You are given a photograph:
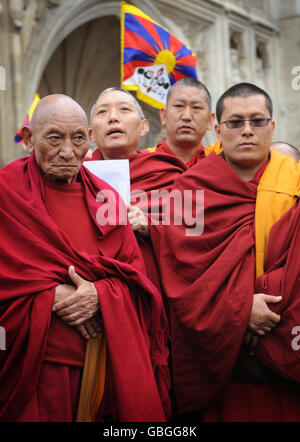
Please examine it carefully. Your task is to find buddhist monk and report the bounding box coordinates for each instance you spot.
[160,82,300,422]
[147,78,222,166]
[88,87,186,290]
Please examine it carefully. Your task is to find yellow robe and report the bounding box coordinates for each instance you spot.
[76,334,107,421]
[255,150,300,277]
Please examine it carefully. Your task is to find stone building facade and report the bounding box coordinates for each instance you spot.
[0,0,299,167]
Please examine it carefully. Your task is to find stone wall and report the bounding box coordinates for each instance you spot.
[0,0,22,166]
[277,15,300,146]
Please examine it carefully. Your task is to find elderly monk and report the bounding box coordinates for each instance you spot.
[160,82,300,422]
[147,78,222,166]
[88,87,186,289]
[0,94,170,422]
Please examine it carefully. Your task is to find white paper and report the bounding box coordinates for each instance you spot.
[83,159,130,205]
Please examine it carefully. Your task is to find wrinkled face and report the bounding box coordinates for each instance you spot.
[23,108,89,182]
[160,85,215,149]
[90,90,149,159]
[215,94,275,170]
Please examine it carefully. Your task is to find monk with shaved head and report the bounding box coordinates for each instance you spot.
[26,94,90,183]
[0,94,170,422]
[270,141,300,162]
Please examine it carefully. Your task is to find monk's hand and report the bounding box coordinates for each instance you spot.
[127,205,149,237]
[244,330,259,348]
[52,266,100,327]
[54,283,103,339]
[248,293,282,336]
[76,312,104,340]
[54,283,76,305]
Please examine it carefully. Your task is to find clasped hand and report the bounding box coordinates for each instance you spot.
[53,266,102,340]
[244,293,282,348]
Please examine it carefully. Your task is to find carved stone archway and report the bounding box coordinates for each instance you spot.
[25,0,169,148]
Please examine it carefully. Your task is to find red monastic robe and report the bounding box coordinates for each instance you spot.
[0,153,170,422]
[151,140,205,168]
[204,198,300,422]
[160,151,300,421]
[88,149,186,289]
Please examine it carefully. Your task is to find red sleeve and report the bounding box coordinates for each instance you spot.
[254,201,300,382]
[159,153,258,413]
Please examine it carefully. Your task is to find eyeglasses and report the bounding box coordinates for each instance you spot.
[220,118,271,129]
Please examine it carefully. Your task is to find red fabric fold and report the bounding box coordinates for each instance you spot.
[155,140,205,168]
[127,150,187,291]
[89,149,186,290]
[203,186,300,422]
[43,176,99,367]
[0,153,170,422]
[90,148,186,219]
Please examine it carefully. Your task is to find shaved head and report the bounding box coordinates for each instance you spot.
[31,94,88,130]
[271,142,300,162]
[21,94,90,183]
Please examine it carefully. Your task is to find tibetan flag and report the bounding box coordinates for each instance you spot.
[14,93,40,144]
[121,1,198,109]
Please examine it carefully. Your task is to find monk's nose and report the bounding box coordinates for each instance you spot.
[241,120,254,136]
[108,108,120,123]
[182,106,192,121]
[59,139,75,159]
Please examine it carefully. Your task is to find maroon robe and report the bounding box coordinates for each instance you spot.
[154,140,205,168]
[0,153,170,422]
[204,198,300,422]
[88,149,186,289]
[160,151,300,421]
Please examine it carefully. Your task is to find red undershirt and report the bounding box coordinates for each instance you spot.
[42,174,99,367]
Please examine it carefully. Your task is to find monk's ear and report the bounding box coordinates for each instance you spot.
[21,126,34,153]
[271,119,275,134]
[160,107,166,126]
[207,112,215,131]
[88,127,94,141]
[215,123,221,140]
[140,118,150,137]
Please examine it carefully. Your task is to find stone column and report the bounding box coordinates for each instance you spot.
[277,15,300,147]
[0,0,23,167]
